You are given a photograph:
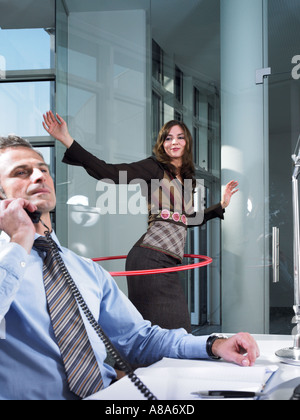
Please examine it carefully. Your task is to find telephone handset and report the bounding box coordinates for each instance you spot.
[25,209,42,224]
[37,217,157,400]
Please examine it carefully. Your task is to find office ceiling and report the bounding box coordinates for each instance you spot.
[0,0,300,81]
[0,0,55,29]
[151,0,220,82]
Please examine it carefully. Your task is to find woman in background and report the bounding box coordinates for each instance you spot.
[43,111,238,332]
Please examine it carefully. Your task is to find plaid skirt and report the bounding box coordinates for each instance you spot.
[126,246,192,333]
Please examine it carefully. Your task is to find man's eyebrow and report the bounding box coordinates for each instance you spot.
[10,162,50,173]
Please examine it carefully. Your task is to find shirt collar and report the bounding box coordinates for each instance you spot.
[0,230,63,253]
[35,231,63,252]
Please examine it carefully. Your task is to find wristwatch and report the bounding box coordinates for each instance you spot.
[206,334,228,360]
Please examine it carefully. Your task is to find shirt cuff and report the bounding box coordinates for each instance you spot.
[177,334,210,360]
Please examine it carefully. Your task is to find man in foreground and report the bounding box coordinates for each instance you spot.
[0,135,260,400]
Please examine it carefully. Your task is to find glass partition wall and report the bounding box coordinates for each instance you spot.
[2,0,300,334]
[56,0,223,332]
[267,0,300,334]
[55,0,300,334]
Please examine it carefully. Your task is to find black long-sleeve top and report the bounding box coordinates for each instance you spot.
[63,141,224,261]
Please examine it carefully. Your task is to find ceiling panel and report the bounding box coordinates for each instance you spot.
[0,0,55,29]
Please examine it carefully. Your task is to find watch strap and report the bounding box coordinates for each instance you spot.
[206,334,228,360]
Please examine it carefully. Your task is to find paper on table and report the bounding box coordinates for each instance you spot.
[86,358,278,401]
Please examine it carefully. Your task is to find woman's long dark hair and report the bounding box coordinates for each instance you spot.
[153,120,196,184]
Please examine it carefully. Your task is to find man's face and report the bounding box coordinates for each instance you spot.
[0,147,56,213]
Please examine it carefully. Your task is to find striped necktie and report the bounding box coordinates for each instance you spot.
[34,237,104,399]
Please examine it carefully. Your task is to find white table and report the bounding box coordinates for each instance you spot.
[87,335,300,401]
[254,334,300,400]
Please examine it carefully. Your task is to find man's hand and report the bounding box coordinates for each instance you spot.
[212,333,260,367]
[43,111,74,149]
[0,199,37,254]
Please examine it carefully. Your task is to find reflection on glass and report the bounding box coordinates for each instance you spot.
[0,82,51,137]
[0,28,51,71]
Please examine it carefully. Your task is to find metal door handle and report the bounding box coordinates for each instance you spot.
[272,227,280,283]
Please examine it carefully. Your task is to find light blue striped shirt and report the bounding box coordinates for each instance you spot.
[0,231,209,400]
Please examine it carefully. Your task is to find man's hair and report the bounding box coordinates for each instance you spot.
[0,134,44,159]
[0,135,35,151]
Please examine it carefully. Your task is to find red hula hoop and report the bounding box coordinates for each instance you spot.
[92,254,212,277]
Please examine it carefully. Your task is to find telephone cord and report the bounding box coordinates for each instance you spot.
[42,225,157,401]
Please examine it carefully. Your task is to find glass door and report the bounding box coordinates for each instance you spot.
[268,0,300,334]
